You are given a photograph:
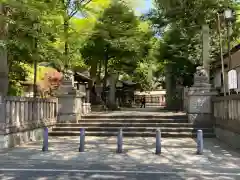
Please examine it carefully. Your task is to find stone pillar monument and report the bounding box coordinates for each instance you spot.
[57,70,90,123]
[202,24,210,81]
[187,25,218,128]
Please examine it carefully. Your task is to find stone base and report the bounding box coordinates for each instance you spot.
[0,127,53,150]
[57,103,91,122]
[188,113,214,128]
[215,127,240,149]
[187,81,217,128]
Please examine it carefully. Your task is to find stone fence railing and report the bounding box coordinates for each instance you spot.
[0,82,92,149]
[213,95,240,148]
[5,97,58,133]
[134,95,166,106]
[0,96,58,148]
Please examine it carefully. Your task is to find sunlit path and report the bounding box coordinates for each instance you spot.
[0,137,240,179]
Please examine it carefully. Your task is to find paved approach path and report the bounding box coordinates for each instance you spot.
[88,107,186,116]
[0,136,240,180]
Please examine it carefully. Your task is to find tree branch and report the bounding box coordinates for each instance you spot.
[69,0,92,18]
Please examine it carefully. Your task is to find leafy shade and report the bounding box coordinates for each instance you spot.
[80,1,157,82]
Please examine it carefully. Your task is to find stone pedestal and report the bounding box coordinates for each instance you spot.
[188,66,218,128]
[57,77,91,123]
[58,93,84,123]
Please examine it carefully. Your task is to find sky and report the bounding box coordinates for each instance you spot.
[135,0,153,15]
[76,0,153,18]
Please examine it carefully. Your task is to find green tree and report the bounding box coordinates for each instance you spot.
[5,0,63,95]
[148,0,240,109]
[80,1,156,88]
[81,1,139,83]
[58,0,111,70]
[2,0,160,97]
[59,0,90,69]
[2,0,112,96]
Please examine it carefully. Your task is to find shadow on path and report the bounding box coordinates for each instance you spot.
[0,137,240,179]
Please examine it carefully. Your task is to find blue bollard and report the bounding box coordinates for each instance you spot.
[42,127,48,152]
[155,129,161,154]
[117,128,123,153]
[197,129,203,155]
[79,128,85,152]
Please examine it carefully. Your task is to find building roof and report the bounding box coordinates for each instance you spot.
[223,43,240,59]
[213,43,240,67]
[74,72,92,82]
[121,80,136,86]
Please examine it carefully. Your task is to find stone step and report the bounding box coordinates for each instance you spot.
[52,127,214,133]
[79,119,188,124]
[49,131,215,138]
[91,105,106,112]
[82,115,188,120]
[56,122,194,128]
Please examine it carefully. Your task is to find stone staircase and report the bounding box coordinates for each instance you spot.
[49,112,215,138]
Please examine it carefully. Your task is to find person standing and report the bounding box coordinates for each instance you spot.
[140,95,146,108]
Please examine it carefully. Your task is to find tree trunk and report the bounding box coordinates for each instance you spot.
[97,59,102,85]
[102,47,109,104]
[165,64,177,110]
[89,61,98,104]
[90,61,97,82]
[108,71,118,110]
[103,47,108,92]
[0,3,9,96]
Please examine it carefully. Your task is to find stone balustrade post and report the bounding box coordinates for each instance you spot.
[0,96,58,149]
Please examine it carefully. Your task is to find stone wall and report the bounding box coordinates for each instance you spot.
[0,96,58,149]
[213,95,240,149]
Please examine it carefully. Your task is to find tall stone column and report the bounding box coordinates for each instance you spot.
[202,24,210,82]
[187,24,218,128]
